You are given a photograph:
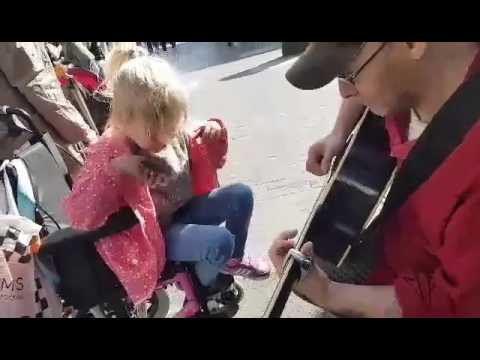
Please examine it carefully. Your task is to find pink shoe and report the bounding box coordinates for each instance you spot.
[174,300,201,318]
[172,272,201,318]
[221,257,271,280]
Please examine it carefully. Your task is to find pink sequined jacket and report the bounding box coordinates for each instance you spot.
[63,119,228,304]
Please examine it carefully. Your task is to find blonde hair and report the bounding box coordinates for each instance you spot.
[110,56,188,138]
[103,43,148,93]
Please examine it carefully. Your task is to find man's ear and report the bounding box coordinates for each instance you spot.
[406,42,427,60]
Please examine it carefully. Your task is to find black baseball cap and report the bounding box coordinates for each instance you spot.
[286,42,364,90]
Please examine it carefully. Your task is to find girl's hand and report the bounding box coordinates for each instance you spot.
[111,155,141,178]
[143,167,168,188]
[111,155,171,188]
[202,120,226,143]
[84,129,98,145]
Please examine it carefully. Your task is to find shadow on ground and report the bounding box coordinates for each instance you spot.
[152,42,282,73]
[219,55,295,81]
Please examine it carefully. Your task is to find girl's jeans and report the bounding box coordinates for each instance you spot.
[165,183,253,286]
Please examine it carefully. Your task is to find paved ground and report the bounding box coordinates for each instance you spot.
[159,46,342,318]
[143,42,282,73]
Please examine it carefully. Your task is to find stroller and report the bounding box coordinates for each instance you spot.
[56,65,110,135]
[0,106,243,318]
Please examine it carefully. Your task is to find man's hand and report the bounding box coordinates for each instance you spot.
[269,231,332,308]
[293,242,331,307]
[268,229,298,275]
[306,132,347,176]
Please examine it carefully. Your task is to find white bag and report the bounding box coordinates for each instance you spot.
[0,161,62,318]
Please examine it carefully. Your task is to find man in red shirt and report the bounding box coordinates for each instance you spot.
[269,42,480,317]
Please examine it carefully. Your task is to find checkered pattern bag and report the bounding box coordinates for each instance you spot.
[0,218,61,318]
[0,226,31,260]
[0,161,62,318]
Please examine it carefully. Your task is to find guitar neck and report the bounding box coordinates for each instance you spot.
[263,257,301,318]
[262,110,372,318]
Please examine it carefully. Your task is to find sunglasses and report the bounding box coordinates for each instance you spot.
[338,42,388,88]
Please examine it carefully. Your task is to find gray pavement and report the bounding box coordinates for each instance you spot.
[149,42,282,73]
[163,47,342,318]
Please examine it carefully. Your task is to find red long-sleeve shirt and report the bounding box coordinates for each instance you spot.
[368,49,480,317]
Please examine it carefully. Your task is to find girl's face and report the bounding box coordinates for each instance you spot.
[122,114,185,153]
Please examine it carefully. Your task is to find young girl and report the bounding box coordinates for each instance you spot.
[64,55,269,317]
[102,43,148,96]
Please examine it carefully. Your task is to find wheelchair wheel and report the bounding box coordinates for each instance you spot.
[127,291,169,318]
[143,289,170,318]
[221,281,244,304]
[197,303,240,318]
[200,281,244,318]
[143,293,160,318]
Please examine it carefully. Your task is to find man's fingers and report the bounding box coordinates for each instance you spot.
[306,157,325,176]
[320,151,333,175]
[278,229,299,241]
[269,230,298,259]
[307,143,328,176]
[300,242,314,258]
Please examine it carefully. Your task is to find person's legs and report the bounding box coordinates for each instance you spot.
[165,223,235,286]
[174,183,270,280]
[146,42,154,54]
[175,183,253,259]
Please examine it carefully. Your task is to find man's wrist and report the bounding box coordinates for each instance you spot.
[293,267,333,308]
[322,281,377,318]
[322,280,342,311]
[330,126,350,142]
[292,270,374,318]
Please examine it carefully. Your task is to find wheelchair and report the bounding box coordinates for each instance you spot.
[0,106,243,318]
[41,212,244,318]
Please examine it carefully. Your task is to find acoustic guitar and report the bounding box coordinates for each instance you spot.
[264,109,397,318]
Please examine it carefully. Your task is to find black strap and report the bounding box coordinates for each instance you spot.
[370,70,480,231]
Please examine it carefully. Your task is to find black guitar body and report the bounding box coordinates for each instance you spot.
[307,111,396,280]
[265,110,396,317]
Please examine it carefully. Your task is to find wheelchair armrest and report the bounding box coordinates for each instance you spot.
[96,207,139,237]
[40,207,139,256]
[40,227,96,255]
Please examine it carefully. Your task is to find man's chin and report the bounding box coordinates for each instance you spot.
[368,105,389,118]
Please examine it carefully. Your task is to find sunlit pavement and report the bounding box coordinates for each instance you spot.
[161,46,342,317]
